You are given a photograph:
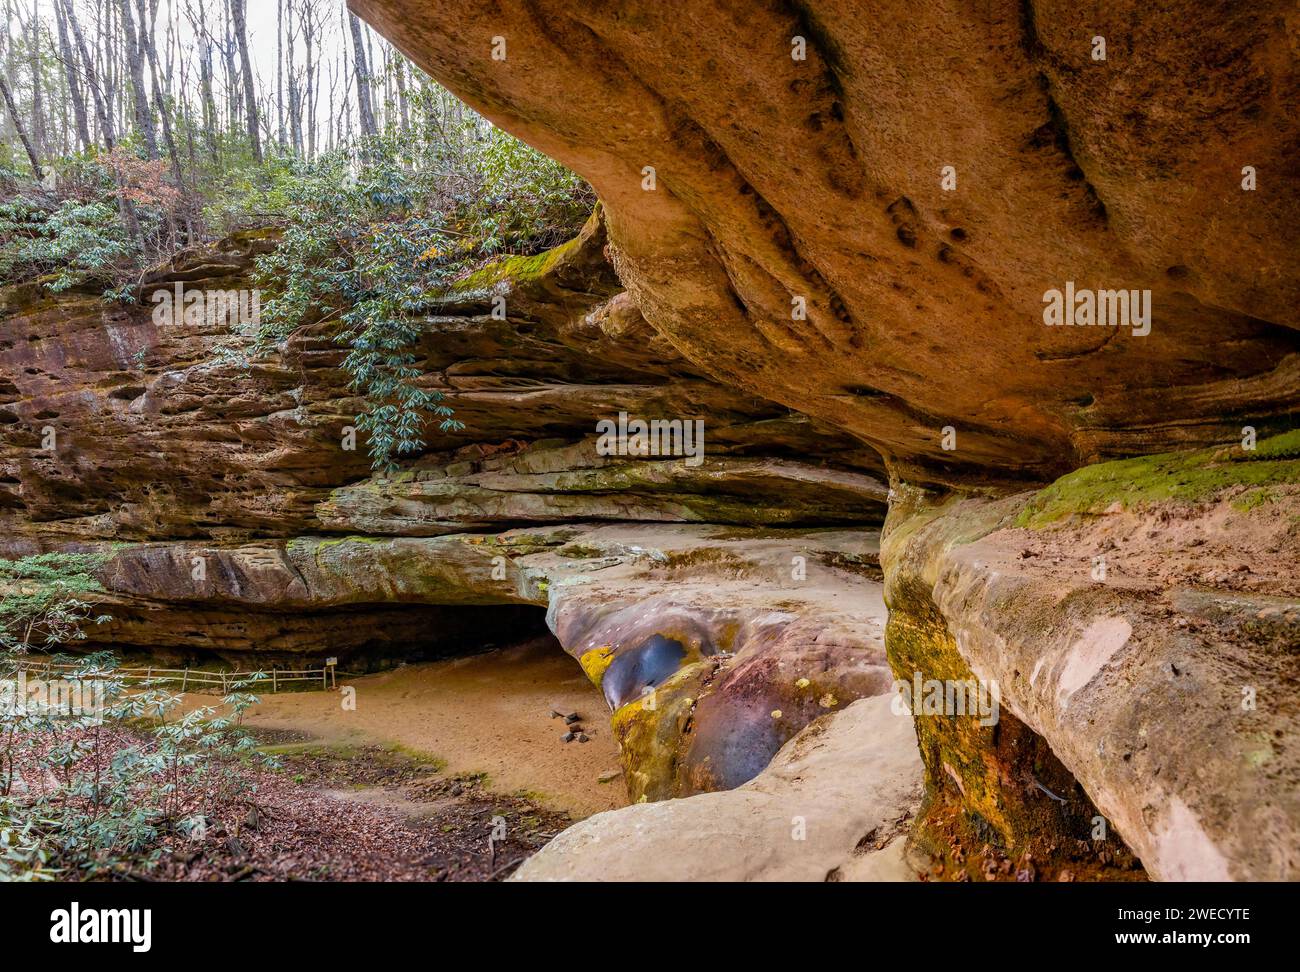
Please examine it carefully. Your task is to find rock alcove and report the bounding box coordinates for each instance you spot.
[1,0,1295,882]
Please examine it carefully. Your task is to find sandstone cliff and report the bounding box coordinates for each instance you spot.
[345,0,1299,881]
[0,213,896,805]
[2,0,1297,882]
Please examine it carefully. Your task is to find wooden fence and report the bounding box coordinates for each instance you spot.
[7,658,345,695]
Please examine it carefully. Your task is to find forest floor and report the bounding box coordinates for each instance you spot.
[146,736,577,882]
[144,633,628,881]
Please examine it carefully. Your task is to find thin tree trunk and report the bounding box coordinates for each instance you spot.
[59,0,115,148]
[27,2,48,161]
[303,1,315,156]
[229,0,261,163]
[1,0,13,149]
[394,55,410,132]
[188,0,220,168]
[347,10,376,137]
[99,0,121,139]
[365,26,376,127]
[221,0,237,132]
[0,71,43,179]
[53,0,92,150]
[275,0,284,149]
[139,0,183,190]
[286,0,300,153]
[119,0,158,158]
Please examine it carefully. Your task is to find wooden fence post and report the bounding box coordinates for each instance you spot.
[272,668,278,693]
[180,669,188,693]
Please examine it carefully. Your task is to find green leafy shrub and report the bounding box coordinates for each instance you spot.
[0,196,135,292]
[0,552,109,652]
[1,653,275,881]
[0,554,276,880]
[255,104,593,470]
[253,148,465,470]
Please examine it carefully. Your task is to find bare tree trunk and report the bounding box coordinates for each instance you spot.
[118,0,158,158]
[228,0,261,163]
[220,0,237,132]
[394,55,410,133]
[0,71,43,179]
[62,0,138,243]
[138,0,183,190]
[26,2,48,161]
[382,45,392,132]
[365,24,377,128]
[98,0,122,139]
[324,61,331,152]
[275,0,284,149]
[1,0,13,148]
[51,29,70,155]
[186,0,220,168]
[285,0,301,153]
[347,10,376,138]
[53,0,92,150]
[173,0,198,203]
[303,0,315,157]
[59,0,115,148]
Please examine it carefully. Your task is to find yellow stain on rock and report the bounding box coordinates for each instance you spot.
[578,644,617,686]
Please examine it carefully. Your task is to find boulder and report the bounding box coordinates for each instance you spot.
[512,695,924,882]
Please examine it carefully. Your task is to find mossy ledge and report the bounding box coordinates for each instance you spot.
[1014,430,1300,529]
[446,237,582,296]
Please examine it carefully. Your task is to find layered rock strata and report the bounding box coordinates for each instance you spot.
[1,218,892,803]
[352,0,1300,487]
[7,0,1300,874]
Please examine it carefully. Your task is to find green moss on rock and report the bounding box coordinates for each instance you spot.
[447,237,581,295]
[886,569,1144,881]
[1014,431,1300,528]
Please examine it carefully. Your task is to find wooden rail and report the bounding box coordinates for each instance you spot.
[6,659,345,695]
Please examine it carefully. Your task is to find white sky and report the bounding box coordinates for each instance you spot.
[22,0,395,136]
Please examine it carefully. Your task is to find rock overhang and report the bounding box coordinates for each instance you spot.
[350,0,1299,489]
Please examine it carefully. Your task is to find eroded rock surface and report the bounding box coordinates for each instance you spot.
[4,0,1299,880]
[531,523,892,799]
[353,0,1300,487]
[0,224,891,803]
[883,438,1300,880]
[0,212,884,547]
[29,522,889,798]
[512,695,924,882]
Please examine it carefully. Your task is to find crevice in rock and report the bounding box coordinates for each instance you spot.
[885,567,1145,881]
[91,602,555,672]
[1017,2,1109,226]
[787,0,848,98]
[1027,84,1109,226]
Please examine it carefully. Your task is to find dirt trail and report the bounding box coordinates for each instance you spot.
[219,635,629,818]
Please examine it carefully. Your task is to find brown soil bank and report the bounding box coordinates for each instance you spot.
[149,740,573,882]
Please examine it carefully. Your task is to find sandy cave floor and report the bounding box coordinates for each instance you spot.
[187,634,629,819]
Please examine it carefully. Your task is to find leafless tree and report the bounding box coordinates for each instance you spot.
[0,69,44,179]
[53,0,93,150]
[229,0,261,162]
[118,0,159,158]
[347,8,376,137]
